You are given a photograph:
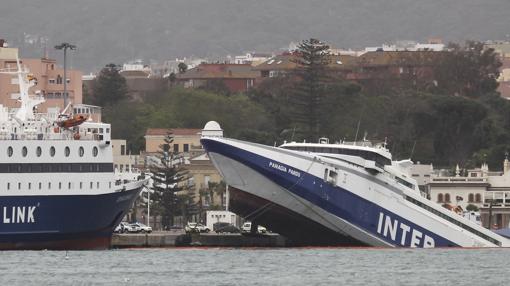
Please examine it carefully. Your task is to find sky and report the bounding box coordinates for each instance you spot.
[1,0,509,72]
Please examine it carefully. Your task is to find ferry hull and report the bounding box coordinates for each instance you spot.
[0,186,142,250]
[202,137,507,247]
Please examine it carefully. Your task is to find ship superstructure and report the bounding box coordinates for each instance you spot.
[0,57,146,250]
[201,121,510,247]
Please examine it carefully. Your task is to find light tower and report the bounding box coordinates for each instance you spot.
[54,42,76,109]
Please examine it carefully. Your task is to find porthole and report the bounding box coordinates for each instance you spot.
[36,146,42,157]
[50,146,56,157]
[93,146,98,157]
[65,146,70,157]
[7,146,13,157]
[22,146,28,157]
[79,146,84,157]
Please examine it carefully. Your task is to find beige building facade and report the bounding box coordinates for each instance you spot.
[144,128,202,154]
[0,44,82,112]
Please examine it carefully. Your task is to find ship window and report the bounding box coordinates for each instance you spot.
[468,193,474,203]
[18,182,21,190]
[97,182,99,189]
[7,183,10,190]
[7,146,13,157]
[65,146,70,157]
[80,182,83,189]
[38,182,42,190]
[109,182,112,189]
[437,193,444,203]
[445,193,451,203]
[50,146,55,157]
[93,146,98,157]
[36,146,42,157]
[90,182,93,189]
[28,182,31,190]
[79,146,84,157]
[48,182,51,189]
[22,146,27,157]
[59,182,62,190]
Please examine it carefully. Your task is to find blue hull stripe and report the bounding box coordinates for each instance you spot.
[201,139,458,247]
[0,187,141,245]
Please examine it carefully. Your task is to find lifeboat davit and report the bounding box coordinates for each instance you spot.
[56,114,88,128]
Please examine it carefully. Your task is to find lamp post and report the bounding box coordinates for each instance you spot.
[54,42,76,109]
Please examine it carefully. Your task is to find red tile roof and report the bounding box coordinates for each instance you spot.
[145,128,202,136]
[176,63,260,79]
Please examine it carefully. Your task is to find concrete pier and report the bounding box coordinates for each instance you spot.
[111,231,287,248]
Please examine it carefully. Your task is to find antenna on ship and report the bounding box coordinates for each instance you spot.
[409,140,417,159]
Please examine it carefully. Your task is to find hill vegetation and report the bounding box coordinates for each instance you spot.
[86,40,510,171]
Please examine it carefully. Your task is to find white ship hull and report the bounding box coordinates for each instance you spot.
[201,136,510,248]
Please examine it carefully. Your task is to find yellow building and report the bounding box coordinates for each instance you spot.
[144,128,202,154]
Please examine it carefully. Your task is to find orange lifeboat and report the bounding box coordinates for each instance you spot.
[56,114,88,128]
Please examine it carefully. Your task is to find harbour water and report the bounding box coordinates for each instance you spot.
[1,248,509,285]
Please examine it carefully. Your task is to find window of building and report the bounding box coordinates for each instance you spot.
[173,144,179,153]
[36,146,42,157]
[437,193,444,203]
[49,79,55,84]
[183,144,189,152]
[475,193,482,203]
[445,193,451,203]
[56,75,63,84]
[468,193,474,203]
[121,145,125,156]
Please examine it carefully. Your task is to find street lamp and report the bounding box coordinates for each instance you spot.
[54,42,76,109]
[142,187,151,227]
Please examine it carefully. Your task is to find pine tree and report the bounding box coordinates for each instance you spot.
[291,38,331,141]
[149,132,191,229]
[91,63,128,107]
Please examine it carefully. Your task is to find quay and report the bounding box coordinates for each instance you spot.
[111,231,286,248]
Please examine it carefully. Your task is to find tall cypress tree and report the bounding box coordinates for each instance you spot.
[291,38,331,141]
[149,133,190,228]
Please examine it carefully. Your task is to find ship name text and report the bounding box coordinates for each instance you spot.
[269,161,301,178]
[377,212,435,248]
[2,206,37,224]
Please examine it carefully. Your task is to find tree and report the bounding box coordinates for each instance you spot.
[149,133,191,229]
[208,181,227,209]
[433,41,501,97]
[178,62,188,74]
[91,63,128,107]
[290,38,331,140]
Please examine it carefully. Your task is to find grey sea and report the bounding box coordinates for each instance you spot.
[1,248,509,286]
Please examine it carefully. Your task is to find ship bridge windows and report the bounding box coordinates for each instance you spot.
[93,146,98,157]
[395,176,415,190]
[284,146,391,167]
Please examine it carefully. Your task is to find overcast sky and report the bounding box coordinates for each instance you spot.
[1,0,509,71]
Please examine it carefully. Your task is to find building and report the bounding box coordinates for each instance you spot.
[176,63,260,93]
[484,41,510,99]
[0,41,83,112]
[144,128,202,154]
[112,139,140,172]
[187,152,224,208]
[427,160,510,229]
[233,52,272,66]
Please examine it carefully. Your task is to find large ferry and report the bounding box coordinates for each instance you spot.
[0,57,147,250]
[201,121,510,247]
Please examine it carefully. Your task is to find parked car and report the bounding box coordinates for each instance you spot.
[130,222,152,233]
[213,222,241,233]
[241,222,267,234]
[114,222,133,233]
[185,222,210,233]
